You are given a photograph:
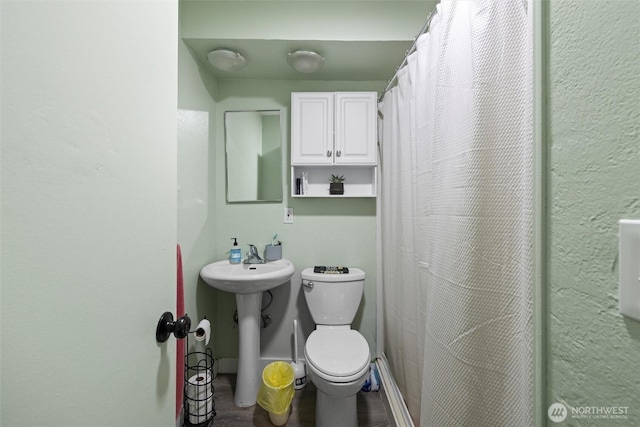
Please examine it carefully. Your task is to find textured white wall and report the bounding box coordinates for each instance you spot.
[548,0,640,424]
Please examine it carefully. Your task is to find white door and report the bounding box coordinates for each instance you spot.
[1,2,178,426]
[291,92,334,165]
[334,92,378,165]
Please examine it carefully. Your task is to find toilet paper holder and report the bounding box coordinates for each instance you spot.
[156,311,191,343]
[184,344,216,425]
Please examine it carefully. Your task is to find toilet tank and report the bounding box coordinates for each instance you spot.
[301,267,365,325]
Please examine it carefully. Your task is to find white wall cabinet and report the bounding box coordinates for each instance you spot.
[291,92,377,165]
[291,91,378,197]
[291,92,334,165]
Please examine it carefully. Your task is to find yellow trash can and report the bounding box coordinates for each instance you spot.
[257,361,295,426]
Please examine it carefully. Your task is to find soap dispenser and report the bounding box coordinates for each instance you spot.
[229,238,242,264]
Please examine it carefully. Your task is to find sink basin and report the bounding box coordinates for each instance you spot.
[200,258,294,294]
[199,257,296,407]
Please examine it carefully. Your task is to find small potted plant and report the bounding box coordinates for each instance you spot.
[329,174,345,195]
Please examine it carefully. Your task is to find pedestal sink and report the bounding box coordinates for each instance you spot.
[200,258,295,407]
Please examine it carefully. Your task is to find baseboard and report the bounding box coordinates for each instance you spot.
[376,354,415,427]
[217,357,303,375]
[217,358,238,374]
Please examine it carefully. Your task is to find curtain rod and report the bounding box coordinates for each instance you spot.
[379,4,439,102]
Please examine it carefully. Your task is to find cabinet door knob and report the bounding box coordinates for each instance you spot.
[327,150,332,157]
[336,150,342,157]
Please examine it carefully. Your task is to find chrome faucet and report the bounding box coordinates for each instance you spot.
[244,244,266,264]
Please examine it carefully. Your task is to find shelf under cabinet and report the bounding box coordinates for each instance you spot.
[291,165,377,198]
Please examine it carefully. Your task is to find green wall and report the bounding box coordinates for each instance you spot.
[547,0,640,425]
[177,38,219,355]
[177,39,384,361]
[178,1,640,422]
[177,0,425,368]
[212,79,383,361]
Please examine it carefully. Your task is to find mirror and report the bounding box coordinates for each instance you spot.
[224,110,284,203]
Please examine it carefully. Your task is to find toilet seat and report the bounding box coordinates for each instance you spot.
[305,329,370,383]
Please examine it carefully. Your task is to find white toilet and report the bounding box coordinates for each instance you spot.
[301,267,371,427]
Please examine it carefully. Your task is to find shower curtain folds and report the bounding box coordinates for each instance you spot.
[379,1,534,426]
[380,3,440,100]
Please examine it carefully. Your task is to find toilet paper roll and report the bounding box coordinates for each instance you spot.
[187,395,213,424]
[194,319,211,345]
[186,372,212,400]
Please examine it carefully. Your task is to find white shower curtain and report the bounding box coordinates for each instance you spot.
[380,1,533,426]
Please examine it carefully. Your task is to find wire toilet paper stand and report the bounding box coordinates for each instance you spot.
[183,338,216,426]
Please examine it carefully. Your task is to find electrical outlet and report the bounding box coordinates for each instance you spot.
[284,207,294,224]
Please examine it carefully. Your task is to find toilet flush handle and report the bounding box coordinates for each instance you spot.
[303,280,314,289]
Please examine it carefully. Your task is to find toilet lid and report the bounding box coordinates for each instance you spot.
[305,329,370,378]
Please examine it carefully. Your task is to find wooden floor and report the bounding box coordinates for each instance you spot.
[188,374,392,427]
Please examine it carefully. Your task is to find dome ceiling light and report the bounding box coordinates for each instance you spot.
[207,49,247,72]
[287,50,325,74]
